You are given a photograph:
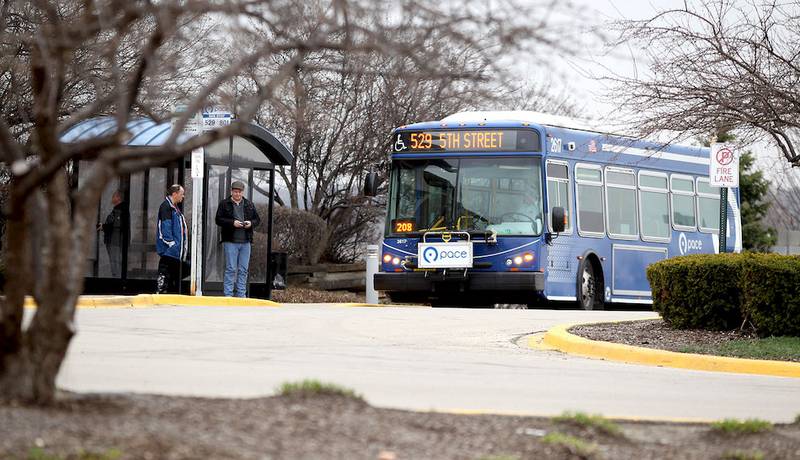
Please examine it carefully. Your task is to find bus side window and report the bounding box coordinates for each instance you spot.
[670,175,696,230]
[575,164,605,237]
[546,162,571,233]
[696,178,720,233]
[638,171,670,242]
[605,168,638,239]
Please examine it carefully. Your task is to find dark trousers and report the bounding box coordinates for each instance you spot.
[157,256,188,294]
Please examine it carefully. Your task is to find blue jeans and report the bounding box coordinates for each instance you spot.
[223,242,251,297]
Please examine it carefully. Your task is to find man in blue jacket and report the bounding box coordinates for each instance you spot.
[156,184,189,294]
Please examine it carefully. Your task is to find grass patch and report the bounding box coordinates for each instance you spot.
[276,379,363,401]
[28,447,122,460]
[678,336,800,362]
[720,450,765,460]
[541,432,597,457]
[475,456,519,460]
[552,411,622,436]
[711,418,773,435]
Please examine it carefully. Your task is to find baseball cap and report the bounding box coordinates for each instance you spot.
[231,181,246,191]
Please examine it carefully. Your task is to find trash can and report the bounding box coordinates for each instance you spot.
[270,252,288,290]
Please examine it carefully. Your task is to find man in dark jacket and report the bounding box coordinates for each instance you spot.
[99,190,130,278]
[215,181,261,297]
[156,184,189,294]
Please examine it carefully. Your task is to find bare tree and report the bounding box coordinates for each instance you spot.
[233,7,582,262]
[0,0,571,403]
[608,0,800,166]
[766,158,800,234]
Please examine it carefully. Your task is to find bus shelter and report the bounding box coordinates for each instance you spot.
[61,117,292,299]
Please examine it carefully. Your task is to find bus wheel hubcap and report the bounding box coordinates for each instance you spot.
[582,268,593,305]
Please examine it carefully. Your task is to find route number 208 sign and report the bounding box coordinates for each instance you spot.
[710,143,739,188]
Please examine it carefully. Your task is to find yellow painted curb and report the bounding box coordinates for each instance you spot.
[539,321,800,379]
[24,294,280,309]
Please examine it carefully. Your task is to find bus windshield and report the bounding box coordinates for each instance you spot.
[386,157,544,236]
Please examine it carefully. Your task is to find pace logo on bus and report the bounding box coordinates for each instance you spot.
[418,242,473,268]
[678,232,703,255]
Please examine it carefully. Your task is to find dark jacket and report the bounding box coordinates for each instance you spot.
[215,197,261,243]
[102,202,130,247]
[157,197,188,260]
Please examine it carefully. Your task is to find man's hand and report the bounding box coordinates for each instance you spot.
[234,220,243,228]
[244,220,251,228]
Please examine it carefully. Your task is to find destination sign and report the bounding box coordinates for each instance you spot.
[393,129,539,153]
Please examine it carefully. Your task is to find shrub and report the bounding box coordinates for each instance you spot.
[647,254,745,330]
[741,254,800,337]
[648,253,800,336]
[265,205,330,265]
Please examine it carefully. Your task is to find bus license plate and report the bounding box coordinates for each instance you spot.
[418,242,473,268]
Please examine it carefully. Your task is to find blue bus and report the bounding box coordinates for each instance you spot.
[369,112,742,309]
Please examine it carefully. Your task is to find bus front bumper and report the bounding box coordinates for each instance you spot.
[374,271,544,292]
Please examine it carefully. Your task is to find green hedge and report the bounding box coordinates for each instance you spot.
[647,254,744,330]
[741,254,800,337]
[647,253,800,337]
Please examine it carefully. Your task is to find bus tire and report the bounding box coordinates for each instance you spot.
[577,257,604,311]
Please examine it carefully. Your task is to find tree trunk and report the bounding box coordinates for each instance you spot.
[0,169,102,404]
[0,189,33,401]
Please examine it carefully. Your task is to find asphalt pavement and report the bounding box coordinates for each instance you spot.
[53,304,800,422]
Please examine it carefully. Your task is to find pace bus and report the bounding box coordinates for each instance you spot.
[366,112,741,309]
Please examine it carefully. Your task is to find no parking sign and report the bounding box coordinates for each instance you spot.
[710,143,739,187]
[710,143,738,253]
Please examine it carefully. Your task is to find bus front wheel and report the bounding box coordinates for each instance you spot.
[578,259,604,311]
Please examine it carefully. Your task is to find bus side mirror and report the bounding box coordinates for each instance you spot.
[364,171,378,196]
[551,206,566,233]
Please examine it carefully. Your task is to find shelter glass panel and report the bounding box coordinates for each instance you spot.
[204,165,228,284]
[204,138,230,162]
[232,137,271,166]
[250,169,271,283]
[126,171,146,278]
[96,179,125,278]
[78,161,100,276]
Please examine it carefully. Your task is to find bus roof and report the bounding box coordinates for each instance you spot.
[394,111,711,174]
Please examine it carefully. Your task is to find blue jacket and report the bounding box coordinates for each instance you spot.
[156,197,188,261]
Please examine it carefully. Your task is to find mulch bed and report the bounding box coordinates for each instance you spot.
[3,392,800,459]
[569,319,758,354]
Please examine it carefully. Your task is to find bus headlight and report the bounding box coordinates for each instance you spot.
[523,253,534,263]
[513,256,523,265]
[383,254,392,263]
[392,257,401,265]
